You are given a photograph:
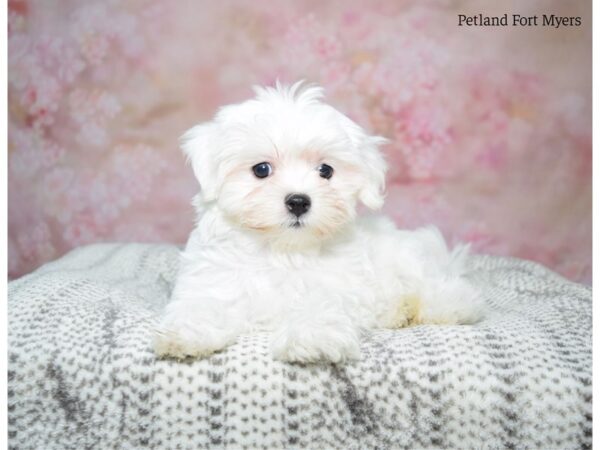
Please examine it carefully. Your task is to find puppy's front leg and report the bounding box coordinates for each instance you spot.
[153,275,244,359]
[270,305,361,364]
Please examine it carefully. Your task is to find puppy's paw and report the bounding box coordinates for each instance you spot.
[153,317,234,359]
[271,316,361,363]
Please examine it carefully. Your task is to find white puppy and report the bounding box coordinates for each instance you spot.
[154,81,483,363]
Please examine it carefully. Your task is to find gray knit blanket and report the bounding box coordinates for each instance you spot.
[8,243,592,449]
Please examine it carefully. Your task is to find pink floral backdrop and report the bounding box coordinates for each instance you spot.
[8,0,592,283]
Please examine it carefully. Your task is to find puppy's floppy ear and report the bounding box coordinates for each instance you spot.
[338,113,388,209]
[180,122,220,202]
[357,135,388,210]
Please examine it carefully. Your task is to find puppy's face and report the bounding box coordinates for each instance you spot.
[182,82,387,248]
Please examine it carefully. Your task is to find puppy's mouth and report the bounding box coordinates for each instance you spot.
[286,216,307,228]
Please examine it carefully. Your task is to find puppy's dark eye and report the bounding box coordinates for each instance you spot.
[317,163,334,179]
[252,162,272,178]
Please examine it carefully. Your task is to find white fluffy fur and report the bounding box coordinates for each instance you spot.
[154,81,483,363]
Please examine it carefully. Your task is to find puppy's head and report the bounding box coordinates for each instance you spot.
[182,81,387,248]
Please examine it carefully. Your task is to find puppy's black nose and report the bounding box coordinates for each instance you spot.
[285,194,311,217]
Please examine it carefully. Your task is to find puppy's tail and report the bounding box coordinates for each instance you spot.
[448,242,472,277]
[410,226,471,278]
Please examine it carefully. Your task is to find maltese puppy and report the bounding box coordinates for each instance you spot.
[154,81,482,363]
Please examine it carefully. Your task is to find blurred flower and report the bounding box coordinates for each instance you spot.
[16,221,55,263]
